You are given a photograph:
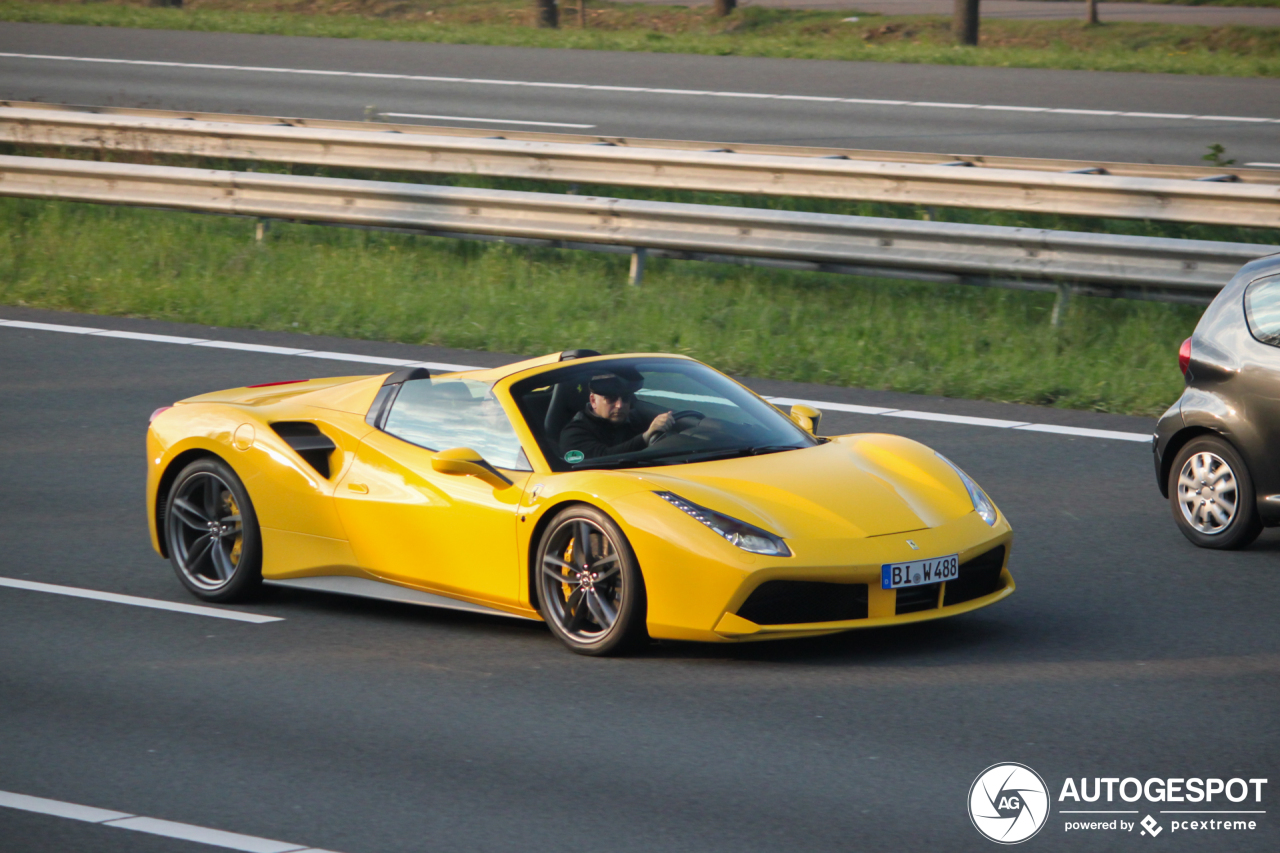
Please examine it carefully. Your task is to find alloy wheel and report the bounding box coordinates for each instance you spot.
[538,517,626,644]
[167,470,246,591]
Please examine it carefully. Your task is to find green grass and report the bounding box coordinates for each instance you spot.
[0,196,1210,415]
[2,0,1279,76]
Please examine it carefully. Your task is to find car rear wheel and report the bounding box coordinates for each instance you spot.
[535,505,647,656]
[1168,436,1262,550]
[164,457,263,601]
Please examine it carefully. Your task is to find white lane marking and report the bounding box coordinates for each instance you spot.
[94,329,207,345]
[882,409,1030,429]
[0,790,339,853]
[102,817,308,853]
[194,340,312,355]
[2,52,1277,124]
[1,318,101,334]
[0,577,283,623]
[762,394,1148,440]
[1014,422,1152,442]
[304,350,416,367]
[1246,162,1280,168]
[0,791,131,823]
[0,318,1153,441]
[766,395,897,416]
[0,318,473,370]
[382,112,596,128]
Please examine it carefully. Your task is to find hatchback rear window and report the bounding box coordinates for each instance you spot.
[1244,277,1280,347]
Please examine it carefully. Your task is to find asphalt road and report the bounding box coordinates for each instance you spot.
[1,304,1277,853]
[2,22,1277,165]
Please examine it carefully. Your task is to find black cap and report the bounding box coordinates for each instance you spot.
[589,373,638,399]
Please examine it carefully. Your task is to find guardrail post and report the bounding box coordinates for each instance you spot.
[1050,283,1071,328]
[255,218,270,243]
[629,248,647,287]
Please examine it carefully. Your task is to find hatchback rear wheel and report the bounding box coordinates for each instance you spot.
[1168,436,1262,550]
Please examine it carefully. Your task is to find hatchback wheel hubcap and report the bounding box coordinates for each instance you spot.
[1177,451,1238,535]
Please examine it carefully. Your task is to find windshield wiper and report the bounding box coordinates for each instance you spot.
[662,444,804,465]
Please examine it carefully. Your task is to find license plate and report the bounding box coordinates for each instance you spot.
[881,554,959,589]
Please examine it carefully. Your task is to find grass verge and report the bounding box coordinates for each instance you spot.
[0,196,1209,415]
[1,0,1278,77]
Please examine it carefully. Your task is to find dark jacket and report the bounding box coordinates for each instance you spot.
[559,408,649,459]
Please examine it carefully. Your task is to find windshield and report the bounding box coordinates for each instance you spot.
[510,358,818,471]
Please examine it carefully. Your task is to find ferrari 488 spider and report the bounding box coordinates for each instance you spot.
[147,350,1014,654]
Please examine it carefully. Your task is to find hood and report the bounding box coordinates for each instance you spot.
[636,434,975,540]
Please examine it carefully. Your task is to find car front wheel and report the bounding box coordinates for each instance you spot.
[164,457,263,601]
[535,505,647,656]
[1168,435,1262,550]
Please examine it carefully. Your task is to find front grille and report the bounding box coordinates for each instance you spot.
[943,546,1007,607]
[895,583,941,614]
[737,581,868,625]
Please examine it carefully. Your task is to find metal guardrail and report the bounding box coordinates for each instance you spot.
[7,101,1279,185]
[2,155,1274,304]
[3,103,1278,229]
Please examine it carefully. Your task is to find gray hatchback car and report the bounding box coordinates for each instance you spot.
[1155,253,1280,550]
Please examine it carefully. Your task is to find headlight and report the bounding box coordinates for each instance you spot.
[935,453,998,526]
[655,491,791,556]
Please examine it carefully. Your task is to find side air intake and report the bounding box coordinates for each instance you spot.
[270,422,337,479]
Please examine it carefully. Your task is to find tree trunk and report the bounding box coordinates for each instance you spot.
[1086,0,1099,24]
[534,0,559,28]
[714,0,737,16]
[953,0,979,45]
[578,0,587,28]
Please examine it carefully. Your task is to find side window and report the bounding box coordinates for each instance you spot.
[1245,277,1280,347]
[383,379,530,471]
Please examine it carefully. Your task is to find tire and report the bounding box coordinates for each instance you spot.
[163,457,263,602]
[1168,435,1262,551]
[534,505,648,656]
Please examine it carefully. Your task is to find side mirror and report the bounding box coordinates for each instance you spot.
[430,447,513,489]
[789,404,822,436]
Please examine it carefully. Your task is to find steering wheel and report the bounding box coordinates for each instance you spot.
[648,410,706,445]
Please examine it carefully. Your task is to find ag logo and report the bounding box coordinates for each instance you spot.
[968,763,1050,844]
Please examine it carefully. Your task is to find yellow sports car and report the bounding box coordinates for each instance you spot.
[147,350,1014,655]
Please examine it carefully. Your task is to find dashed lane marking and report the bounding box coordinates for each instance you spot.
[0,317,1152,442]
[0,790,337,853]
[0,577,283,623]
[1,52,1277,125]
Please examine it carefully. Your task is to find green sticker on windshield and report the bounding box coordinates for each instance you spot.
[564,450,585,463]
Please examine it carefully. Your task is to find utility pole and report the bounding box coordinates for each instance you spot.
[714,0,737,16]
[953,0,979,45]
[534,0,558,28]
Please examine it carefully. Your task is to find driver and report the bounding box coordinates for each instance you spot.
[559,373,674,460]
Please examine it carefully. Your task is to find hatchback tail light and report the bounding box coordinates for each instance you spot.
[1178,337,1192,375]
